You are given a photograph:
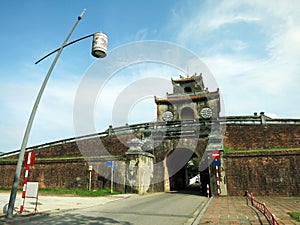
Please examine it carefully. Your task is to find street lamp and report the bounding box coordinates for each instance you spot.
[6,8,108,218]
[35,31,108,64]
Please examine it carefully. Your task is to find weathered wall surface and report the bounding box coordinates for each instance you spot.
[0,158,127,192]
[0,134,132,191]
[224,124,300,150]
[223,124,300,196]
[1,123,300,196]
[223,150,300,196]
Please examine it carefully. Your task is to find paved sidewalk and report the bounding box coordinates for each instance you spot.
[251,197,300,225]
[199,196,300,225]
[1,191,299,225]
[0,192,134,222]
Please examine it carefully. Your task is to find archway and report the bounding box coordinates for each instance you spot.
[166,148,210,195]
[180,107,195,120]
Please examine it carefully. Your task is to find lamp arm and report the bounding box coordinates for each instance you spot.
[35,33,94,64]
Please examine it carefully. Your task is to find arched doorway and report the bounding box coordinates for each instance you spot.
[180,107,195,120]
[166,148,210,195]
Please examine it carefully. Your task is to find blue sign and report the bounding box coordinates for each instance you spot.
[105,161,117,171]
[105,161,112,167]
[212,160,221,167]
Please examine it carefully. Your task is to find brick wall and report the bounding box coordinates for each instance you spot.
[0,158,126,191]
[224,124,300,150]
[223,124,300,196]
[1,123,300,196]
[0,134,132,191]
[223,150,300,196]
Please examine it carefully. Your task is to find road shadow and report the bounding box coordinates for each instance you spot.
[168,185,205,196]
[245,197,269,225]
[9,213,134,225]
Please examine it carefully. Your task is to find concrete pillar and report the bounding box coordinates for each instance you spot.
[220,151,228,196]
[125,139,154,194]
[108,125,113,136]
[163,158,170,192]
[260,112,266,124]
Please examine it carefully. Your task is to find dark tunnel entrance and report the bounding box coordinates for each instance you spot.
[166,148,210,195]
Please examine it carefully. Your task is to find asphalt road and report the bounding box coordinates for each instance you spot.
[24,192,208,225]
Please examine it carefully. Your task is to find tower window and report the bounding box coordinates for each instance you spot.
[180,107,195,120]
[184,86,192,93]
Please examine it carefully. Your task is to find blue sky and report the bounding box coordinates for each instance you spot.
[1,0,300,152]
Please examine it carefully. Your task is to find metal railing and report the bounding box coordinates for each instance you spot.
[0,130,108,159]
[2,115,299,159]
[245,191,280,225]
[222,116,300,125]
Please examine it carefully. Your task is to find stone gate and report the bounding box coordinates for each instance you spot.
[121,74,225,194]
[1,74,299,196]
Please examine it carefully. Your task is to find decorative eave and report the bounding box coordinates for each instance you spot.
[171,76,198,84]
[155,90,219,104]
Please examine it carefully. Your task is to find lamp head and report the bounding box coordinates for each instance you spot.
[91,32,108,58]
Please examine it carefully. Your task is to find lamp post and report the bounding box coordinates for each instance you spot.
[6,9,108,218]
[88,165,93,191]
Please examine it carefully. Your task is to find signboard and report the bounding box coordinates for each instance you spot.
[212,160,221,167]
[105,161,116,171]
[211,150,220,159]
[24,152,36,166]
[26,182,39,198]
[105,161,112,167]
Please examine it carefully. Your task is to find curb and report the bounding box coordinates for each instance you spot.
[191,197,213,225]
[0,212,50,225]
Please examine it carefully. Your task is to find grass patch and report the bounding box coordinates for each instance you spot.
[38,188,122,197]
[0,155,122,162]
[0,187,15,191]
[0,187,122,196]
[223,147,300,153]
[288,212,300,222]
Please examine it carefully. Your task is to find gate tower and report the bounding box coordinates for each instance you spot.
[155,74,220,122]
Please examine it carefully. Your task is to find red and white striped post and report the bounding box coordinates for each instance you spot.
[211,150,221,197]
[206,184,210,198]
[20,152,35,213]
[216,162,220,198]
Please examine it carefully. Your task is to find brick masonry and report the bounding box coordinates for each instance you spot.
[223,124,300,196]
[224,150,300,196]
[224,124,300,150]
[1,124,299,196]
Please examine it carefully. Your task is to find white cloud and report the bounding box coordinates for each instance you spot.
[0,68,82,152]
[134,29,149,41]
[176,0,262,43]
[173,0,300,118]
[207,14,261,30]
[2,0,300,152]
[94,63,177,130]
